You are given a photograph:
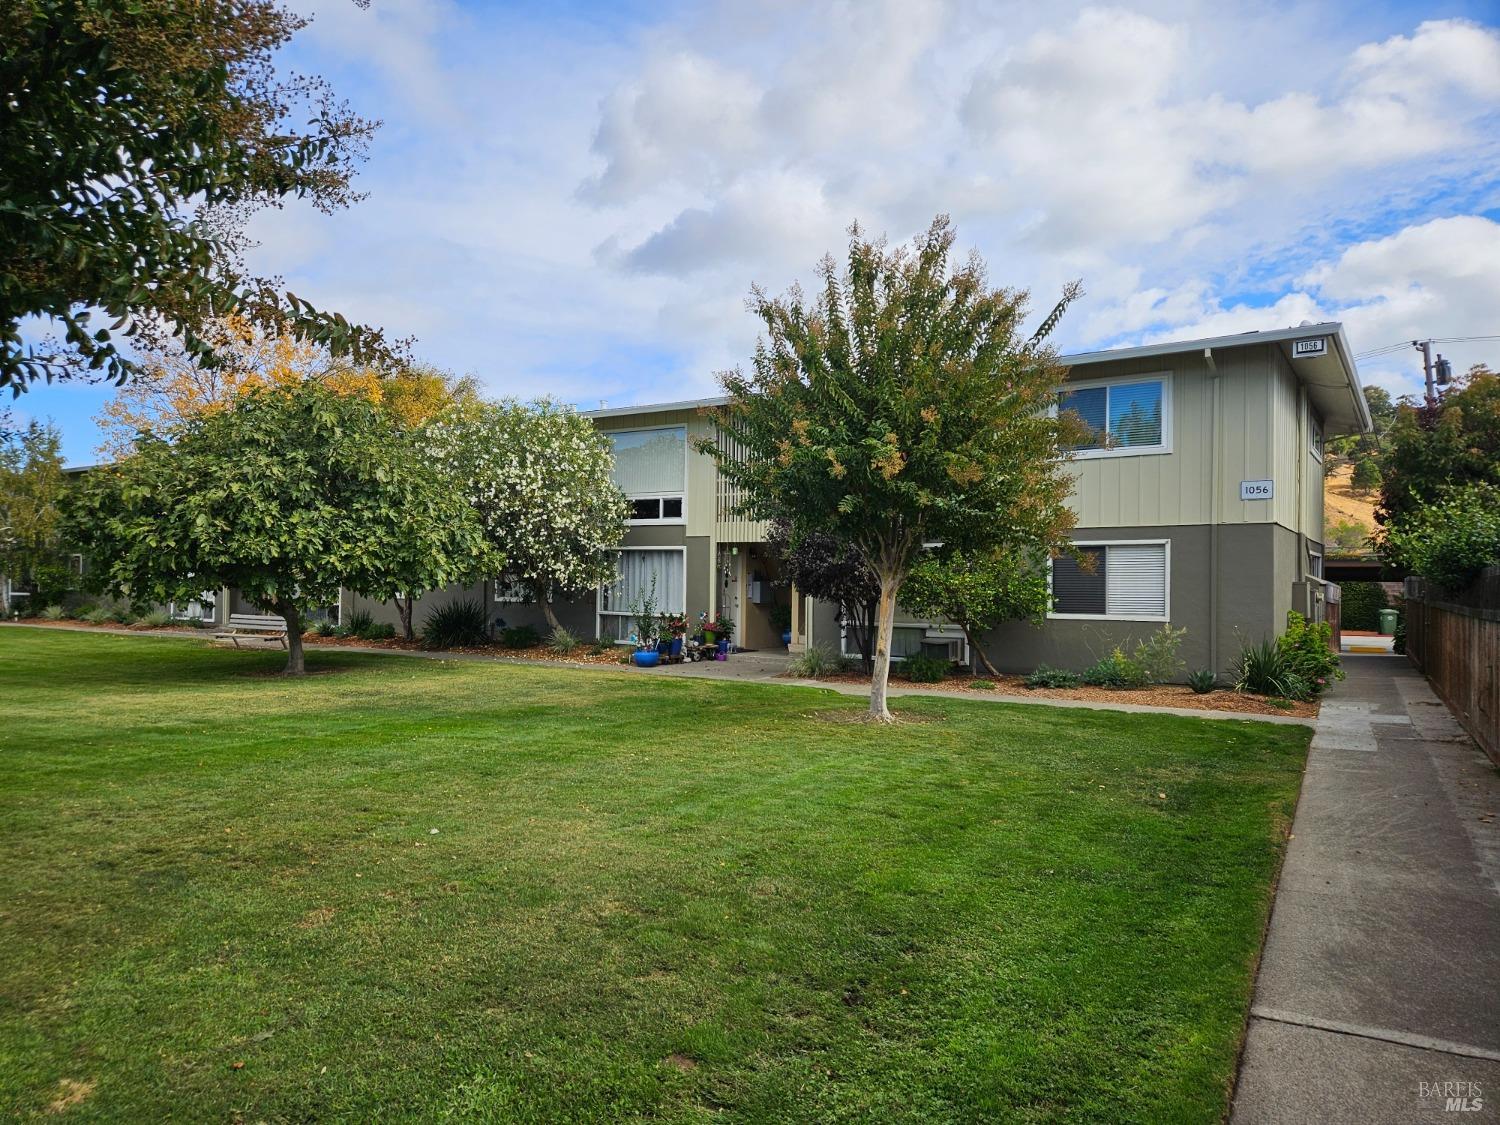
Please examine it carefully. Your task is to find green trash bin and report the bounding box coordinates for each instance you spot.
[1378,608,1399,636]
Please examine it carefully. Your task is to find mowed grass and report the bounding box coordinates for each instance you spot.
[0,628,1308,1122]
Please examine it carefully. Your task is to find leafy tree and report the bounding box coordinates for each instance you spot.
[95,317,471,458]
[902,548,1050,677]
[1,0,391,390]
[1382,482,1500,593]
[1324,518,1372,556]
[705,216,1083,721]
[1328,385,1397,463]
[1378,365,1500,528]
[1350,457,1381,493]
[0,421,69,612]
[430,399,630,634]
[765,517,879,672]
[65,382,494,673]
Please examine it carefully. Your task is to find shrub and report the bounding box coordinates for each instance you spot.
[900,652,950,683]
[1187,668,1217,694]
[315,620,336,637]
[1130,625,1187,684]
[69,603,96,621]
[501,624,541,649]
[588,638,614,656]
[1351,457,1381,492]
[139,609,172,627]
[1235,639,1308,700]
[366,622,396,640]
[344,609,374,638]
[1392,607,1407,655]
[1082,648,1149,689]
[1339,581,1388,631]
[1277,612,1343,696]
[41,604,64,620]
[1381,483,1500,593]
[548,626,581,654]
[787,645,850,679]
[422,599,490,649]
[970,678,996,690]
[82,606,113,625]
[1025,665,1082,689]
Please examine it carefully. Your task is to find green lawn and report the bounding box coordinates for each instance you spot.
[0,628,1308,1122]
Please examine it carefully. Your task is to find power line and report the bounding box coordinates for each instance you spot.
[1354,335,1500,360]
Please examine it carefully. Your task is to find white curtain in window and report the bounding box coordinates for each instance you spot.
[610,428,686,495]
[1106,544,1167,617]
[602,550,686,614]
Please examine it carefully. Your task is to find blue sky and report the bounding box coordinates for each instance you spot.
[16,0,1500,464]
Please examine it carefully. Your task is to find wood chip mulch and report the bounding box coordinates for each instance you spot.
[805,671,1319,719]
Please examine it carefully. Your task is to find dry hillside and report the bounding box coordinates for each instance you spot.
[1323,461,1380,555]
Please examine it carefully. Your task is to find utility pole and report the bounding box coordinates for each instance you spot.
[1411,340,1453,405]
[1413,339,1434,404]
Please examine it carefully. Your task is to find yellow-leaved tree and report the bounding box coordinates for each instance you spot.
[96,316,473,457]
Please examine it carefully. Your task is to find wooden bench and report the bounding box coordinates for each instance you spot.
[214,613,288,649]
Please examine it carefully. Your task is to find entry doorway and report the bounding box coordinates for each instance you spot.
[719,544,789,652]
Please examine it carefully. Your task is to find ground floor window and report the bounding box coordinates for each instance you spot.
[598,548,686,642]
[1049,541,1169,620]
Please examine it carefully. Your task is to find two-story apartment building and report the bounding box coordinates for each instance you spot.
[340,321,1368,675]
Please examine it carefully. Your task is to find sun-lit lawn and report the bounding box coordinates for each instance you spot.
[0,627,1308,1121]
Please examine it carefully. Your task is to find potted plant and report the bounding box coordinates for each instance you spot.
[628,580,661,667]
[769,604,793,648]
[663,613,688,659]
[709,614,734,659]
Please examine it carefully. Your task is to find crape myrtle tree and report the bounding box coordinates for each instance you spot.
[765,517,879,672]
[429,399,630,633]
[66,381,494,674]
[704,216,1084,721]
[1,0,393,390]
[902,547,1051,678]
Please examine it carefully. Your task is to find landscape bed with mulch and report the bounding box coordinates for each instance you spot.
[10,618,627,667]
[802,669,1320,718]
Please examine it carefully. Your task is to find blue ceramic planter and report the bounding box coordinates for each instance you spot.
[633,650,661,668]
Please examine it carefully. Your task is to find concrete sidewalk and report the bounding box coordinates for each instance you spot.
[1232,655,1500,1122]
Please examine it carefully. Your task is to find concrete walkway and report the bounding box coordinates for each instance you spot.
[1232,655,1500,1123]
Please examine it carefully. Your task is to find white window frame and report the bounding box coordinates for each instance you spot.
[1307,547,1323,580]
[838,618,969,664]
[605,423,688,525]
[1047,539,1171,622]
[1309,411,1324,461]
[596,545,688,644]
[624,495,686,524]
[1053,371,1173,460]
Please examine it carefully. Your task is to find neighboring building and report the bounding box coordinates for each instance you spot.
[343,321,1368,675]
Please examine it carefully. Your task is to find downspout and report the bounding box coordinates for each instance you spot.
[1206,348,1221,673]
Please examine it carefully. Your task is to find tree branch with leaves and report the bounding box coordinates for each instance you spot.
[703,216,1083,721]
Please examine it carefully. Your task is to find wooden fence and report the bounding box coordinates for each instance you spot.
[1403,568,1500,764]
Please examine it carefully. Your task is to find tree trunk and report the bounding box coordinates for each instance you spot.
[963,624,1001,677]
[394,597,415,642]
[540,593,562,634]
[276,602,305,676]
[868,569,900,722]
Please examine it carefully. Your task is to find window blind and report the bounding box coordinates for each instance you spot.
[1105,544,1167,617]
[609,428,686,495]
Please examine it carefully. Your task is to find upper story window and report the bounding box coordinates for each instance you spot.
[1309,412,1324,460]
[608,426,686,523]
[1057,374,1170,458]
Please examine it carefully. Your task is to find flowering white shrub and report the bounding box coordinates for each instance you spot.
[429,399,629,629]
